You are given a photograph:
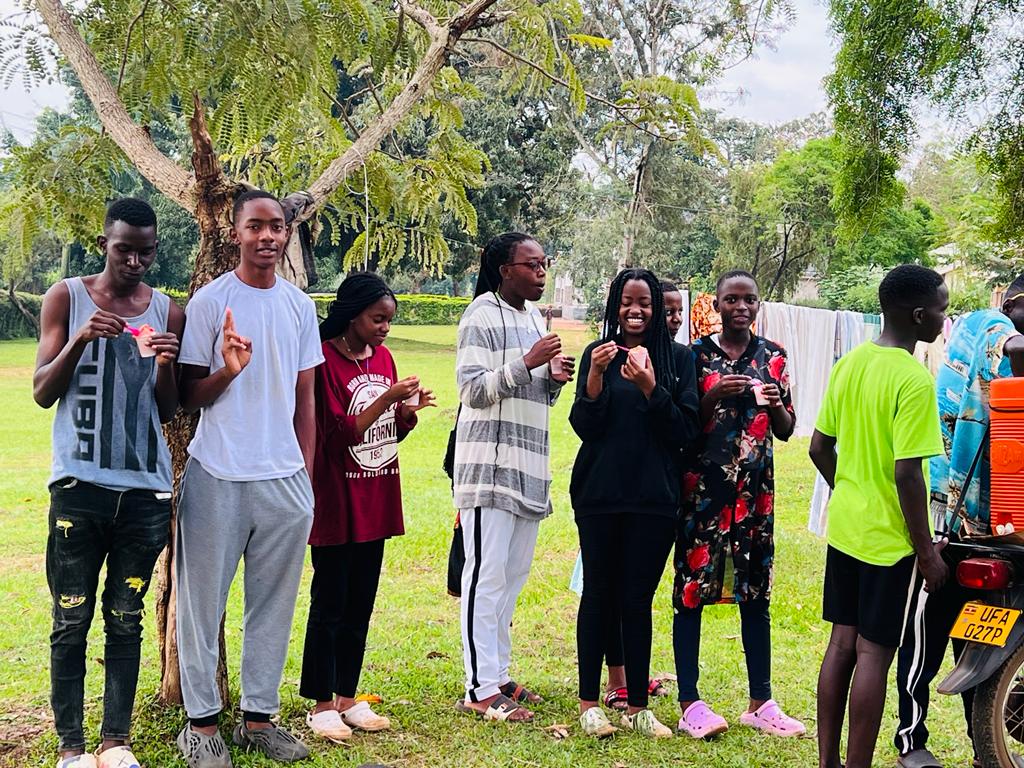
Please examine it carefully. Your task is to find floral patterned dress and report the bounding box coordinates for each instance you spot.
[673,335,794,609]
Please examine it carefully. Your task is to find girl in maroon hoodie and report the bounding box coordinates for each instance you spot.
[300,273,435,742]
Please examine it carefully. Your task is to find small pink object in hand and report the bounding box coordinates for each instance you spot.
[549,354,570,382]
[628,346,649,369]
[406,389,421,407]
[127,324,157,357]
[752,381,769,406]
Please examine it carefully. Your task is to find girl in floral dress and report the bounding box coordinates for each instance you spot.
[672,270,806,739]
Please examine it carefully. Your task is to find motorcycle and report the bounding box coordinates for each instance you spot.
[938,535,1024,767]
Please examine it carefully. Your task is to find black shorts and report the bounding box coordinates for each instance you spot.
[822,545,919,648]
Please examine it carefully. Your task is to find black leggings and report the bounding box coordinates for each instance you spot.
[673,598,772,702]
[299,540,386,702]
[576,514,675,708]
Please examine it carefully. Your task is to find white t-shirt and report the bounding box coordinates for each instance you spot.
[179,271,324,481]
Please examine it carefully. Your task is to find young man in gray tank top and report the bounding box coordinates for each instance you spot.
[33,198,185,768]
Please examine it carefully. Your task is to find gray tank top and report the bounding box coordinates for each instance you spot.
[49,277,173,492]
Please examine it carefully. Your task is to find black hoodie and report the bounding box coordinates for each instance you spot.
[569,340,700,519]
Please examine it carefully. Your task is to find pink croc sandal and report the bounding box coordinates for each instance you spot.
[677,700,729,739]
[739,699,806,737]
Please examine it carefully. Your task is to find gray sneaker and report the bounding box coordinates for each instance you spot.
[231,722,309,762]
[177,725,232,768]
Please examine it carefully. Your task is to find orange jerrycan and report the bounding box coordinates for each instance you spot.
[990,377,1024,531]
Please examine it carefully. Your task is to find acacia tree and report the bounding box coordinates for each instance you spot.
[6,0,592,703]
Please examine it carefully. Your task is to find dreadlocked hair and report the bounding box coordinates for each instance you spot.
[473,232,535,298]
[602,268,676,386]
[319,271,396,341]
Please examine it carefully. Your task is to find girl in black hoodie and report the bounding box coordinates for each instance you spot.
[569,268,699,739]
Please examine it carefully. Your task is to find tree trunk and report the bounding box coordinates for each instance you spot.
[60,243,71,280]
[155,96,242,707]
[7,282,41,339]
[621,142,653,268]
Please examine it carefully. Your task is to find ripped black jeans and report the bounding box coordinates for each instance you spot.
[46,479,170,751]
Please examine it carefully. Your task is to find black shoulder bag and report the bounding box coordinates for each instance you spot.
[443,406,465,596]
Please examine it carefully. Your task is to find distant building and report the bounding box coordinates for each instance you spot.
[930,243,1004,307]
[791,266,821,303]
[553,271,588,321]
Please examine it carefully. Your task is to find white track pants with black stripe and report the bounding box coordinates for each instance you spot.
[459,506,540,703]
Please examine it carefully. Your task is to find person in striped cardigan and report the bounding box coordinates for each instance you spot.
[453,233,574,723]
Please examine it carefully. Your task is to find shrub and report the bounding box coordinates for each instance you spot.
[0,289,473,341]
[948,283,991,316]
[312,293,470,325]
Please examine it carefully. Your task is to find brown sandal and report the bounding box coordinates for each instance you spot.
[500,681,542,704]
[455,695,534,722]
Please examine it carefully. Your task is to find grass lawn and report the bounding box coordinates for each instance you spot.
[0,328,974,767]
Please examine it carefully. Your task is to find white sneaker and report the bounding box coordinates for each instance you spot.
[56,755,98,768]
[579,707,617,738]
[306,709,353,743]
[621,709,673,739]
[96,746,141,768]
[339,701,391,732]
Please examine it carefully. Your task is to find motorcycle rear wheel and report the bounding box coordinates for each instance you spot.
[973,640,1024,767]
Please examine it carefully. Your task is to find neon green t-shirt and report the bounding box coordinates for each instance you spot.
[816,342,943,566]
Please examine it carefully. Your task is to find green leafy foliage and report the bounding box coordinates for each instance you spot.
[827,0,1024,245]
[2,0,588,281]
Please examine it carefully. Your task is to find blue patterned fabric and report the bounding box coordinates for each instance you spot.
[932,309,1019,536]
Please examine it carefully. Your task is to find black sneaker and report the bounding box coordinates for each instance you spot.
[176,725,232,768]
[231,722,309,763]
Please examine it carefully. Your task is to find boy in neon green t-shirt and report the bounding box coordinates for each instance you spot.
[809,264,948,768]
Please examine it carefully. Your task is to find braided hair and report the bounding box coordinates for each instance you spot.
[473,232,535,298]
[319,271,396,341]
[602,268,676,386]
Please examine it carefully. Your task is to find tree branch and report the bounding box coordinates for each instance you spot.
[298,0,500,221]
[115,0,151,95]
[34,0,195,208]
[459,36,677,141]
[397,0,442,37]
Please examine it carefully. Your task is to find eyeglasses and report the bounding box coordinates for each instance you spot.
[1006,292,1024,303]
[507,258,549,273]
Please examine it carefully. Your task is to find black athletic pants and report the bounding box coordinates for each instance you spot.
[576,513,675,708]
[300,540,386,702]
[894,551,975,756]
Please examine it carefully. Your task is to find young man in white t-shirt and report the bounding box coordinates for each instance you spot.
[174,190,324,767]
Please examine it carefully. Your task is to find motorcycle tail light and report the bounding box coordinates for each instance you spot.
[957,558,1014,590]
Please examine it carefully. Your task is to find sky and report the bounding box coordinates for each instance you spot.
[0,0,839,142]
[703,0,834,125]
[0,0,70,141]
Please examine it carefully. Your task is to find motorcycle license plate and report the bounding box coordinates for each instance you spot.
[949,602,1021,647]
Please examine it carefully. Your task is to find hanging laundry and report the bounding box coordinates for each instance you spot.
[675,289,692,345]
[808,310,870,536]
[757,302,837,438]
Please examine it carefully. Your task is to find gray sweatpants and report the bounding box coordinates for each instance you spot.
[175,460,313,719]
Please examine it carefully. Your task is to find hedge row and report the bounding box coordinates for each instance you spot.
[311,293,471,325]
[0,293,43,340]
[0,290,472,340]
